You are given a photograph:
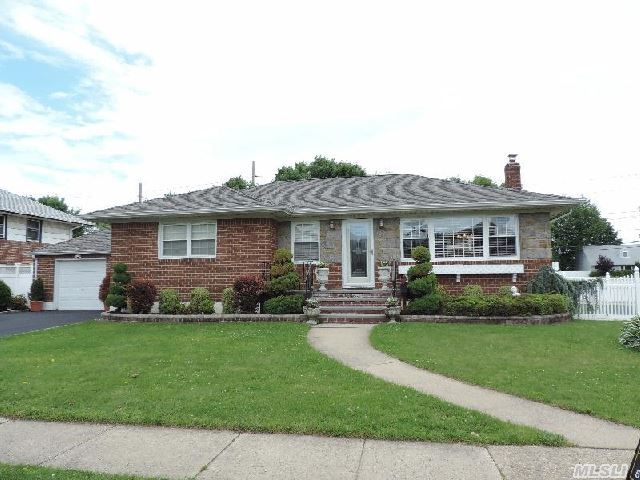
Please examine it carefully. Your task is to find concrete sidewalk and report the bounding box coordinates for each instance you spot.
[308,324,640,450]
[0,417,635,479]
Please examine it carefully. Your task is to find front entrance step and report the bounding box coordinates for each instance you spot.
[316,289,390,299]
[320,305,386,314]
[321,313,387,324]
[316,297,387,306]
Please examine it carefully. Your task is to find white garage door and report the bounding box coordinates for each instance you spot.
[55,259,106,310]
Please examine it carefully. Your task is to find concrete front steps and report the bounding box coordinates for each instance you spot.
[315,289,389,323]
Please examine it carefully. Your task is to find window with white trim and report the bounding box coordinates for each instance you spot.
[26,219,42,242]
[488,216,517,257]
[400,219,429,260]
[0,215,5,240]
[433,217,484,259]
[621,250,629,259]
[292,222,320,262]
[160,221,216,258]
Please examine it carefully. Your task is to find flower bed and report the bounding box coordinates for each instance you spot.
[101,312,305,323]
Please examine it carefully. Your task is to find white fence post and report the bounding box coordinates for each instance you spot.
[635,266,640,317]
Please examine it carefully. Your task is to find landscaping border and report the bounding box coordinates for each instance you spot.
[101,312,305,323]
[399,312,571,325]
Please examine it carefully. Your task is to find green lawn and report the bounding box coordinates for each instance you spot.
[0,463,155,480]
[0,321,564,445]
[371,321,640,427]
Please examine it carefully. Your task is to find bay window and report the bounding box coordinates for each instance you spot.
[160,221,216,258]
[292,222,320,263]
[433,217,484,259]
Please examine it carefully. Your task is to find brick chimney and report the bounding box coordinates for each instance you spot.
[504,154,522,190]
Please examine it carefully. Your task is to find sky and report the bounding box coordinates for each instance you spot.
[0,0,639,242]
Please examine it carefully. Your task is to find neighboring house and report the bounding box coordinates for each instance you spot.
[48,155,579,312]
[577,244,640,272]
[33,230,111,310]
[0,188,91,264]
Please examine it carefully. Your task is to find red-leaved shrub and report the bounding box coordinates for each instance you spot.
[233,275,264,313]
[99,273,111,303]
[127,280,157,314]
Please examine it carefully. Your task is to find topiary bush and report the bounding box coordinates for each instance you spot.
[0,280,11,311]
[222,287,235,314]
[29,278,44,302]
[267,248,299,297]
[406,293,444,314]
[10,294,29,311]
[233,275,264,313]
[189,287,214,314]
[406,246,437,299]
[127,280,157,314]
[268,272,300,296]
[159,289,182,314]
[264,294,304,314]
[106,263,131,312]
[619,316,640,351]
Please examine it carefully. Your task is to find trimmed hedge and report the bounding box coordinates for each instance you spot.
[619,316,640,351]
[222,287,235,314]
[127,280,157,314]
[159,289,182,314]
[268,272,300,296]
[0,280,11,311]
[406,293,444,315]
[189,287,214,314]
[264,294,305,314]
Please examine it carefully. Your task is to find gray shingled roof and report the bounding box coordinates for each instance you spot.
[0,189,91,225]
[33,229,111,256]
[85,174,580,221]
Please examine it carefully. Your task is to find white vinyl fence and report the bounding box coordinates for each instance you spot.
[566,267,640,320]
[0,263,33,298]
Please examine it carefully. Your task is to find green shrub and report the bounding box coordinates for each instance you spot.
[268,272,300,296]
[222,287,235,314]
[127,280,157,314]
[406,263,432,282]
[441,293,569,317]
[611,270,634,278]
[106,263,130,312]
[411,245,431,264]
[443,295,491,316]
[159,289,182,314]
[264,294,304,314]
[485,295,522,316]
[0,280,11,311]
[406,293,444,314]
[29,278,45,302]
[497,285,513,296]
[619,316,640,351]
[462,285,484,297]
[270,263,295,278]
[189,287,214,314]
[407,274,437,298]
[273,248,293,264]
[10,294,29,311]
[527,265,599,313]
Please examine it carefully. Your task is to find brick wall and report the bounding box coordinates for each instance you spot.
[0,239,42,264]
[110,219,278,300]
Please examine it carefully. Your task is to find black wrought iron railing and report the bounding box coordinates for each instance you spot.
[302,262,316,299]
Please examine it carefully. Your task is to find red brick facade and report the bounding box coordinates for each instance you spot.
[0,239,43,264]
[109,219,278,300]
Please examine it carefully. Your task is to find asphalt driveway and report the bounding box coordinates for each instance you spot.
[0,311,100,337]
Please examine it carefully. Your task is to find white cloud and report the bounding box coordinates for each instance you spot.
[0,0,639,241]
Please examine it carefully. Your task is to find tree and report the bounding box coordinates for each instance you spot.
[36,195,79,214]
[594,255,614,276]
[274,155,366,181]
[551,201,622,270]
[470,175,498,187]
[224,176,250,190]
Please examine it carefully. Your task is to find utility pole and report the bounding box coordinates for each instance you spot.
[138,182,142,203]
[251,161,257,186]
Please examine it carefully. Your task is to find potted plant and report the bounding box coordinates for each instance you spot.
[29,278,45,312]
[378,260,392,290]
[315,262,330,291]
[385,296,401,322]
[303,298,321,324]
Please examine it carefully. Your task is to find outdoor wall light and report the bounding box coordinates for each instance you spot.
[329,220,335,230]
[379,218,384,228]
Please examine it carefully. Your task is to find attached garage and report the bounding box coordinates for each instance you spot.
[54,259,106,310]
[32,230,111,311]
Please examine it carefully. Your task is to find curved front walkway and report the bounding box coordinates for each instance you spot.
[308,324,640,449]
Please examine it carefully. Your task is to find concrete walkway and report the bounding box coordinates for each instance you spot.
[0,417,635,480]
[308,324,640,450]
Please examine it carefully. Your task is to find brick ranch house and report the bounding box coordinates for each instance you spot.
[35,156,580,310]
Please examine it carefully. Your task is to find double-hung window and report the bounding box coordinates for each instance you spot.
[433,217,484,259]
[0,215,5,240]
[292,222,320,263]
[160,221,216,258]
[400,219,429,260]
[488,216,517,257]
[26,219,42,242]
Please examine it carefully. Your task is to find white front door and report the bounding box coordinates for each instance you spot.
[342,219,375,288]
